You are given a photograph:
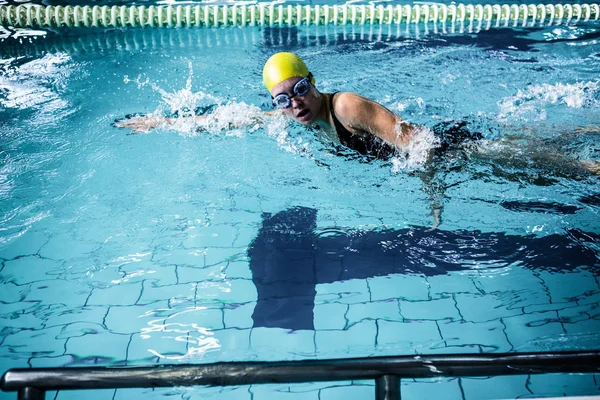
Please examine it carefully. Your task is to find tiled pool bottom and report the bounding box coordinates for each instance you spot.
[1,263,600,399]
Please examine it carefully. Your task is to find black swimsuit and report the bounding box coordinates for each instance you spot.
[329,92,396,160]
[329,93,484,161]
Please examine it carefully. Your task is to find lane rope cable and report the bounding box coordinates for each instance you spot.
[1,2,599,29]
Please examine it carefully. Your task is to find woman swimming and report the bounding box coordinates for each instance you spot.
[114,52,419,160]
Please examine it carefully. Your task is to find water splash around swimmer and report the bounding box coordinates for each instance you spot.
[391,123,440,172]
[497,80,600,123]
[122,60,271,136]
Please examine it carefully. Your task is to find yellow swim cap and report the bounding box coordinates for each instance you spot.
[263,52,315,94]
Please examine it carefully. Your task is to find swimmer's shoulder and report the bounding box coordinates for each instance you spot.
[330,92,368,121]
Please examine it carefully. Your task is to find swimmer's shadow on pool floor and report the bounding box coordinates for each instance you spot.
[248,206,600,331]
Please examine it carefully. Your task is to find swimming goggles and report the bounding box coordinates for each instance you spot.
[271,74,313,109]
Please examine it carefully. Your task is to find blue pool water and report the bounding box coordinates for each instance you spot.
[1,4,600,399]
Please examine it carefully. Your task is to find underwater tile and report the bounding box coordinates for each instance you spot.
[227,203,262,219]
[189,386,253,400]
[377,319,442,351]
[0,310,44,330]
[250,328,315,360]
[292,381,361,393]
[1,256,62,284]
[475,268,541,294]
[527,373,599,397]
[0,231,48,259]
[224,261,252,279]
[113,388,195,400]
[127,331,190,363]
[99,236,153,263]
[1,326,66,357]
[0,282,28,303]
[573,288,600,308]
[562,318,600,338]
[402,378,462,400]
[426,344,481,354]
[57,322,106,339]
[24,279,90,307]
[474,272,551,310]
[314,302,348,330]
[233,226,259,247]
[104,301,170,334]
[158,305,225,331]
[249,384,319,400]
[182,225,238,248]
[315,320,376,356]
[461,375,529,399]
[539,269,599,303]
[437,319,512,352]
[524,300,579,314]
[152,248,205,268]
[86,263,138,284]
[400,297,460,321]
[137,282,196,305]
[427,272,479,297]
[176,263,226,284]
[231,194,263,213]
[216,210,261,226]
[502,311,566,351]
[346,300,402,324]
[54,258,104,281]
[223,302,255,329]
[557,301,599,323]
[315,280,370,305]
[87,282,143,306]
[29,354,75,368]
[210,328,251,361]
[0,300,39,316]
[195,278,257,304]
[454,293,524,323]
[318,383,374,400]
[141,264,178,287]
[368,274,430,302]
[65,330,130,362]
[39,233,97,261]
[107,260,162,285]
[204,247,245,268]
[54,389,116,399]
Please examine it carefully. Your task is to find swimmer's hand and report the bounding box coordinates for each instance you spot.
[113,114,163,134]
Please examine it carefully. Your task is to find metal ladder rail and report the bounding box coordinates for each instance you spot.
[2,351,600,400]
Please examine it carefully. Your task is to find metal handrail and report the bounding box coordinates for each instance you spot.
[2,351,600,400]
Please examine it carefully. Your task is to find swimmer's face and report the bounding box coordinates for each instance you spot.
[271,76,320,125]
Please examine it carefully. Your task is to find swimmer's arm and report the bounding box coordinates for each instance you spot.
[333,92,415,147]
[113,109,281,134]
[112,114,203,134]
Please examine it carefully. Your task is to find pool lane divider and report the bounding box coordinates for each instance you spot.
[0,2,599,29]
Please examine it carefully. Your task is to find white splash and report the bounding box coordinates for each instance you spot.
[393,97,425,113]
[391,124,439,172]
[0,53,72,111]
[123,60,272,137]
[194,102,265,136]
[497,80,600,122]
[124,60,219,117]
